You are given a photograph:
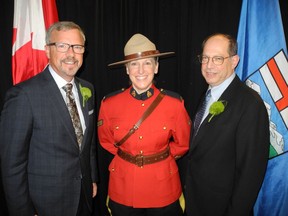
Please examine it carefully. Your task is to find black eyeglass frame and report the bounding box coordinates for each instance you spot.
[47,42,85,54]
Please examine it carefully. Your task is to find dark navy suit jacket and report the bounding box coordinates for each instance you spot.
[184,76,269,216]
[0,68,97,216]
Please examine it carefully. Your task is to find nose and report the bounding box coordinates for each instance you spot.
[206,57,214,68]
[66,46,75,55]
[138,63,145,74]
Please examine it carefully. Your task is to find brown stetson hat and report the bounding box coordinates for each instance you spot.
[108,33,175,66]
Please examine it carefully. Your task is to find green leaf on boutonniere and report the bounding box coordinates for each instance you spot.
[208,100,227,122]
[79,84,92,107]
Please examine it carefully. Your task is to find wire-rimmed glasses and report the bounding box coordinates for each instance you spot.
[198,55,233,65]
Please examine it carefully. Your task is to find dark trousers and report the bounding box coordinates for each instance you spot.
[77,185,91,216]
[108,199,183,216]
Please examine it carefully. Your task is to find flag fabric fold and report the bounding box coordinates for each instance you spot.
[12,0,58,85]
[236,0,288,215]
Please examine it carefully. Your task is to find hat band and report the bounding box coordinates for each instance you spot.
[125,50,160,60]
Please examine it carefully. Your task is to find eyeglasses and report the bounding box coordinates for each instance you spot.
[47,42,85,54]
[198,55,233,65]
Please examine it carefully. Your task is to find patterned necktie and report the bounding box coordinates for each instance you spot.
[193,89,211,136]
[63,83,83,148]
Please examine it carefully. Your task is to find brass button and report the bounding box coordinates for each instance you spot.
[163,126,167,130]
[139,136,143,140]
[141,103,145,107]
[115,126,119,130]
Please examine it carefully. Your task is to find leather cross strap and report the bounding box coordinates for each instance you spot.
[114,92,165,148]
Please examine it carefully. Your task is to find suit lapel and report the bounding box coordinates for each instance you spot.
[189,76,241,153]
[42,69,80,150]
[75,79,89,125]
[74,78,90,151]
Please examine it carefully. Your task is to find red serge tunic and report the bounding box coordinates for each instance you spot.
[98,85,191,208]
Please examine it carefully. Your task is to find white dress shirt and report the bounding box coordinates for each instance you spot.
[202,73,236,123]
[49,65,86,134]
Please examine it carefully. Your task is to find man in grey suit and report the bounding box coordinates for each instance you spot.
[183,33,270,216]
[0,21,97,216]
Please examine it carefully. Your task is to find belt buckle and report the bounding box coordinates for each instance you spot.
[135,154,144,167]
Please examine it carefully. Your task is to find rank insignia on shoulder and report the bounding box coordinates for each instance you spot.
[97,119,103,127]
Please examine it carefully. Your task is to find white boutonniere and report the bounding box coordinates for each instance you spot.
[79,84,92,107]
[208,100,227,122]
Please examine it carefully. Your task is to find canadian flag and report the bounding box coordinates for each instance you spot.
[12,0,58,85]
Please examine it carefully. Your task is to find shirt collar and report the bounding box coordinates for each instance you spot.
[48,65,75,89]
[209,73,236,101]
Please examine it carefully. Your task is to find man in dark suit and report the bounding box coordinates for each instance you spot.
[183,33,270,216]
[0,21,97,216]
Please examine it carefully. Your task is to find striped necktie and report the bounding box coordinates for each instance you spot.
[63,83,83,148]
[193,89,211,136]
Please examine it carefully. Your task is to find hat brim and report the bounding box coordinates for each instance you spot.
[108,52,175,67]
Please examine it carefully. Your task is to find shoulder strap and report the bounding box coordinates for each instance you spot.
[114,92,165,148]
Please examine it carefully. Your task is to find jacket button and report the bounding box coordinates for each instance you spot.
[75,174,82,180]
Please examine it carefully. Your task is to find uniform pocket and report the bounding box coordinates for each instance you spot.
[156,157,179,180]
[108,157,126,178]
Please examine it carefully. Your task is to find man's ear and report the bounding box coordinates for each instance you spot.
[232,54,240,69]
[45,45,50,59]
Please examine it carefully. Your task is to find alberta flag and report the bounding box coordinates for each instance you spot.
[236,0,288,215]
[12,0,58,85]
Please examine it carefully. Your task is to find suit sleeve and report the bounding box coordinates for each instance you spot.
[89,86,98,183]
[0,86,35,215]
[227,98,270,215]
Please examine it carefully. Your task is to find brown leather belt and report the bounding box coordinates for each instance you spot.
[117,147,170,167]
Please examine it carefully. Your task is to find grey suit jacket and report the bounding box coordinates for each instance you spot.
[0,68,97,216]
[184,76,270,216]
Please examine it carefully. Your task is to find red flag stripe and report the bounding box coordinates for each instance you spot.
[267,58,288,111]
[42,0,58,29]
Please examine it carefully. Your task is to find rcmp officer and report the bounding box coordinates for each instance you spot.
[97,33,191,216]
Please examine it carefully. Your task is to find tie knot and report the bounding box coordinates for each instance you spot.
[205,89,211,101]
[63,83,73,93]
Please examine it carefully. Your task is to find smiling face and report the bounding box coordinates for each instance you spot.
[45,29,84,82]
[201,35,239,87]
[126,58,158,94]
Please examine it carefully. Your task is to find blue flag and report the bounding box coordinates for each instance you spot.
[236,0,288,215]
